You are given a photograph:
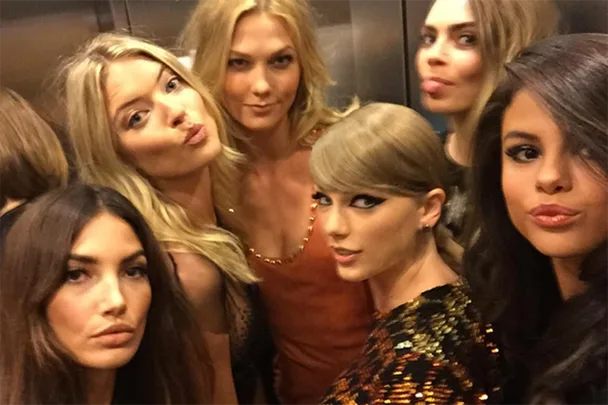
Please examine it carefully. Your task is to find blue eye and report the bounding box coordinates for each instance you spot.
[350,194,386,209]
[227,58,249,70]
[166,77,181,92]
[458,34,477,46]
[312,191,332,206]
[127,111,146,129]
[420,33,435,46]
[271,54,294,69]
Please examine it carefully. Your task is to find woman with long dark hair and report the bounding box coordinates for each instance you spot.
[467,33,607,403]
[0,184,212,404]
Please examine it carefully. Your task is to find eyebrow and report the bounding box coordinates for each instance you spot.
[68,249,146,265]
[422,21,476,33]
[228,46,295,59]
[112,65,167,125]
[502,130,540,143]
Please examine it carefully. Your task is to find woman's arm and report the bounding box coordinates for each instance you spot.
[170,252,239,405]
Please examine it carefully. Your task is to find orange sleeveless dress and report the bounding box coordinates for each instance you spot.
[251,219,374,404]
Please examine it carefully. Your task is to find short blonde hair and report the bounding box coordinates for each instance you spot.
[180,0,357,149]
[310,102,462,270]
[62,33,256,283]
[459,0,559,141]
[0,88,68,206]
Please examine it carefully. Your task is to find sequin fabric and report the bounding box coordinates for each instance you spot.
[321,283,503,405]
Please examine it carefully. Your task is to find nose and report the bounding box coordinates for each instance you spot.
[251,66,271,97]
[322,206,349,239]
[158,95,186,128]
[99,276,127,317]
[425,37,448,66]
[535,153,573,195]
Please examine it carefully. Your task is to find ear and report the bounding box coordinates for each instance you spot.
[418,188,446,229]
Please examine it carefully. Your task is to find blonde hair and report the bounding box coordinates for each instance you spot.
[179,0,357,149]
[310,102,462,270]
[0,88,68,206]
[458,0,559,141]
[61,33,256,283]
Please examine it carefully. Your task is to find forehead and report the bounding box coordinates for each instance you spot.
[502,89,561,141]
[425,0,474,26]
[105,57,162,109]
[71,212,142,257]
[231,12,295,53]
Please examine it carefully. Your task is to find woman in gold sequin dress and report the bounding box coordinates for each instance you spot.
[310,103,503,404]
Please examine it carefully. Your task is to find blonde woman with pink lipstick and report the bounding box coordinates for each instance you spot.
[416,0,558,240]
[62,32,266,404]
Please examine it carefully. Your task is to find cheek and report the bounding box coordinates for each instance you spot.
[131,283,152,320]
[280,67,301,99]
[501,165,528,224]
[120,130,173,167]
[46,290,88,348]
[452,51,483,87]
[223,73,246,103]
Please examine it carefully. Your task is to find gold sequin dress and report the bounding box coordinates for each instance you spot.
[321,283,503,405]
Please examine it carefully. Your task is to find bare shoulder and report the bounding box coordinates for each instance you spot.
[169,251,227,333]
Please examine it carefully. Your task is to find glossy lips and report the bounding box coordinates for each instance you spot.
[183,123,208,146]
[332,246,362,266]
[529,204,581,228]
[246,103,276,114]
[92,323,135,348]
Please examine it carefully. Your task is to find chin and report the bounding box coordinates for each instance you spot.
[336,265,370,282]
[421,97,465,115]
[526,234,596,260]
[78,348,139,370]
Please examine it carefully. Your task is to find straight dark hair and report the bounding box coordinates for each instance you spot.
[0,183,213,404]
[466,33,607,404]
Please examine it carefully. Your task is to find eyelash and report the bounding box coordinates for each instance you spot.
[64,265,148,284]
[312,192,386,209]
[227,54,294,70]
[505,144,541,163]
[125,76,182,129]
[419,32,477,47]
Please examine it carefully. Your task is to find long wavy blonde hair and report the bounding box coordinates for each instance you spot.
[454,0,559,141]
[179,0,357,150]
[310,103,463,270]
[61,33,256,283]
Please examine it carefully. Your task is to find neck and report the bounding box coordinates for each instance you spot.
[245,117,293,163]
[551,256,587,300]
[1,198,24,215]
[446,112,472,167]
[85,368,115,405]
[156,168,217,225]
[368,236,458,313]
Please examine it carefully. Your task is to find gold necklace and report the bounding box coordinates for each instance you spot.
[248,202,318,265]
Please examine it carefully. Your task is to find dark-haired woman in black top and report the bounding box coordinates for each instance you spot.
[466,33,607,404]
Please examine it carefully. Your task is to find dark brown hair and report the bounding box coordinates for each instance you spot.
[0,183,213,404]
[466,33,607,403]
[0,88,68,207]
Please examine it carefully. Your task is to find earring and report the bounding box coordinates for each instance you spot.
[420,224,431,231]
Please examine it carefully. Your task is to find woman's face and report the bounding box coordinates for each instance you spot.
[105,57,221,181]
[223,12,301,133]
[46,212,152,369]
[313,189,442,282]
[501,89,608,261]
[416,0,484,115]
